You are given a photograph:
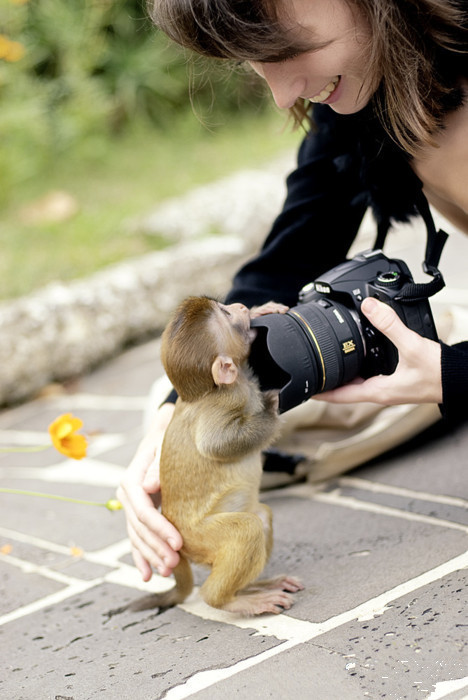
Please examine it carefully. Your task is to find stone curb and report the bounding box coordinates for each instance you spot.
[0,157,293,405]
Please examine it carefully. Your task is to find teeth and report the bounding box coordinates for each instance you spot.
[310,77,339,103]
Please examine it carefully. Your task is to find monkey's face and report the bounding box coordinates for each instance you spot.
[215,302,254,354]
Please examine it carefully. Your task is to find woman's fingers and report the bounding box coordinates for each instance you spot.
[314,298,442,405]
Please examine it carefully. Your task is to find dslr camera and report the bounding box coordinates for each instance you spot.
[249,249,439,414]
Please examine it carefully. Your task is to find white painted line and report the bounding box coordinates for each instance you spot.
[0,579,99,627]
[0,457,125,487]
[426,677,468,700]
[338,476,468,509]
[32,457,124,487]
[180,594,316,641]
[0,429,141,461]
[0,430,51,446]
[0,528,132,569]
[0,526,75,556]
[163,639,299,700]
[163,550,468,699]
[312,492,468,533]
[44,394,148,411]
[86,538,133,566]
[105,564,174,593]
[86,432,142,457]
[0,552,87,587]
[0,537,145,626]
[1,543,171,603]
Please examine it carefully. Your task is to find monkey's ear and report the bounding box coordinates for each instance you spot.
[211,355,238,386]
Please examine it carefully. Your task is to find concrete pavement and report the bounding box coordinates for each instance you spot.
[1,213,467,699]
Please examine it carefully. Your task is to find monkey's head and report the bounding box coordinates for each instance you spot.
[161,296,254,402]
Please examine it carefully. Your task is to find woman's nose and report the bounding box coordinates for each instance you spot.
[252,62,307,110]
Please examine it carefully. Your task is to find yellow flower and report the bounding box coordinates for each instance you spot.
[0,35,25,63]
[48,413,87,460]
[0,35,10,58]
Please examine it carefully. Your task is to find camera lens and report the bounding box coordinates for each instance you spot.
[249,298,365,413]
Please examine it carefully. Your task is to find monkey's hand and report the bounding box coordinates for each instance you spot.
[117,403,183,581]
[250,301,289,318]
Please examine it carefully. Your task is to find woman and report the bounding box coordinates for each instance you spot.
[117,0,468,582]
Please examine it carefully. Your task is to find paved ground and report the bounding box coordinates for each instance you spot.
[1,216,467,700]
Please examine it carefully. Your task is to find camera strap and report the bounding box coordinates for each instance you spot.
[375,193,448,303]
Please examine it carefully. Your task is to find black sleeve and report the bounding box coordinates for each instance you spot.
[440,341,468,422]
[224,107,369,308]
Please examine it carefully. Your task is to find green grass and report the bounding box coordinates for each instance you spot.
[0,109,301,301]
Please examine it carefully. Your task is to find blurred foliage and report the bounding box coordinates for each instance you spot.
[0,0,268,203]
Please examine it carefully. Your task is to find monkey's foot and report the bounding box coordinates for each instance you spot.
[223,588,295,616]
[242,575,304,595]
[265,575,304,593]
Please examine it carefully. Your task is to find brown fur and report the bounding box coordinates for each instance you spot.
[131,297,303,616]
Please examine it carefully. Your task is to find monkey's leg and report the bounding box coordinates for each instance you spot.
[128,553,193,612]
[254,502,273,561]
[199,513,295,616]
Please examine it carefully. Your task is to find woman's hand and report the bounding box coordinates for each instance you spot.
[117,402,183,582]
[314,297,443,405]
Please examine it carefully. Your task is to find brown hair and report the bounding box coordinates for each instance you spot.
[162,296,218,401]
[148,0,468,154]
[161,296,248,401]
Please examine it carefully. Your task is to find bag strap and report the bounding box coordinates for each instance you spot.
[373,192,448,302]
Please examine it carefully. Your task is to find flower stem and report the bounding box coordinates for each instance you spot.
[0,488,121,510]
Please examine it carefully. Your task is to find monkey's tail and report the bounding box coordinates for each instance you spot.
[128,553,193,612]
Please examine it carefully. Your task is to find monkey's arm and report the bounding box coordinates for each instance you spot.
[194,390,279,461]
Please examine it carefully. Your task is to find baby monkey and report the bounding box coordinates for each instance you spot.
[133,296,303,616]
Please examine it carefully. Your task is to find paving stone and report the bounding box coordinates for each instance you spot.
[0,480,127,550]
[260,493,468,623]
[0,446,64,469]
[0,582,281,700]
[0,560,66,616]
[323,482,468,526]
[354,419,468,499]
[74,337,164,397]
[95,436,144,467]
[188,637,368,700]
[314,570,467,700]
[0,399,56,430]
[0,540,113,581]
[1,245,467,700]
[0,404,143,435]
[188,570,467,700]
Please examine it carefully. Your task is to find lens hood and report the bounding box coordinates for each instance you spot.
[249,313,320,413]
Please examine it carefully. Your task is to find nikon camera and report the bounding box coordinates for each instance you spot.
[248,249,438,414]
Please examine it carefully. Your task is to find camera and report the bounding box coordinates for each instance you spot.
[248,249,439,414]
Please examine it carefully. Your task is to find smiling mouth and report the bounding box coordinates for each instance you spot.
[309,76,340,103]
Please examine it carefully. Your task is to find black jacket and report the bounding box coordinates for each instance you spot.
[224,105,468,422]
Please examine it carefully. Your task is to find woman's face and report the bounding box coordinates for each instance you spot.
[249,0,377,114]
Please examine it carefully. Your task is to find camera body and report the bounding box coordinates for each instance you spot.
[249,249,438,413]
